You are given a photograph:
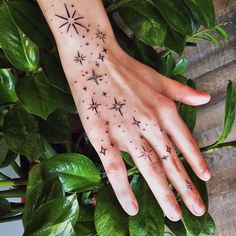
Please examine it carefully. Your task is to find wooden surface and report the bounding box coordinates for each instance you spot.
[184,1,236,235]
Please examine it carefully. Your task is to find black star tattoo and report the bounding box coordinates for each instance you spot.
[132,117,141,127]
[88,98,101,116]
[186,180,193,190]
[105,121,109,126]
[162,155,169,161]
[98,53,104,62]
[138,146,152,161]
[87,70,103,85]
[96,29,106,42]
[100,146,107,156]
[102,92,107,97]
[166,145,171,154]
[55,4,86,35]
[83,86,87,91]
[74,51,86,65]
[109,98,126,117]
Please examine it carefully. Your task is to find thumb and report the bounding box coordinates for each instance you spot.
[162,76,211,106]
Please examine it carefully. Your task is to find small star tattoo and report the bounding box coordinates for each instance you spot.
[74,51,86,65]
[166,145,171,154]
[98,53,104,62]
[87,70,103,85]
[100,146,107,156]
[186,180,193,190]
[132,117,141,127]
[102,92,107,97]
[105,121,110,126]
[96,29,106,42]
[88,98,101,116]
[109,98,126,117]
[162,155,168,161]
[138,146,152,161]
[83,86,87,91]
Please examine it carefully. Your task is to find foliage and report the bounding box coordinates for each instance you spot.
[0,0,235,236]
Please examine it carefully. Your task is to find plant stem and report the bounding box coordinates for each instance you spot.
[127,166,139,176]
[200,141,236,153]
[0,178,27,187]
[0,172,11,180]
[0,189,25,198]
[11,160,24,178]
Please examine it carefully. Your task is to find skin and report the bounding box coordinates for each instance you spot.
[37,0,212,221]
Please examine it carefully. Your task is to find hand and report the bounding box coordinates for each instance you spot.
[61,38,211,221]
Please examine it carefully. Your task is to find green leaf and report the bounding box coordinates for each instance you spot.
[184,0,215,28]
[41,153,101,192]
[37,108,71,144]
[215,81,236,145]
[40,51,70,93]
[165,217,187,236]
[179,79,197,133]
[0,69,18,105]
[95,184,129,236]
[215,26,229,41]
[74,222,96,236]
[180,160,208,236]
[23,176,65,227]
[7,0,53,49]
[121,151,135,167]
[16,72,61,119]
[0,2,39,71]
[172,58,188,75]
[118,0,167,46]
[203,33,220,45]
[77,205,94,223]
[164,233,175,236]
[201,213,216,235]
[24,194,79,236]
[0,198,11,217]
[152,0,193,35]
[31,220,75,236]
[0,137,9,166]
[3,107,44,161]
[129,176,164,236]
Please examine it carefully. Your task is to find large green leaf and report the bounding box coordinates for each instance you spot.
[3,107,44,161]
[129,176,164,236]
[152,0,193,35]
[180,161,208,236]
[41,153,101,192]
[179,79,197,133]
[0,137,9,166]
[16,72,61,119]
[77,205,94,223]
[201,213,216,235]
[214,81,236,145]
[121,151,135,167]
[0,2,39,71]
[23,176,65,227]
[74,222,96,236]
[95,185,129,236]
[184,0,215,28]
[24,194,79,236]
[172,58,188,75]
[118,0,167,46]
[0,69,18,105]
[165,218,187,236]
[7,0,53,49]
[31,220,75,236]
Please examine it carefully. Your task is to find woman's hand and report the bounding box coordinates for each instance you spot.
[37,0,211,221]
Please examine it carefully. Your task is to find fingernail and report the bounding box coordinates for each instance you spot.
[203,170,211,181]
[170,206,182,221]
[124,201,138,216]
[192,202,205,216]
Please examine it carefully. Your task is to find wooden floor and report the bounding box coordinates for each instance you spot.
[184,1,236,235]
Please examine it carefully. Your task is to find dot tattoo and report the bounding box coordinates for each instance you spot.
[166,145,171,154]
[109,98,126,117]
[103,48,107,54]
[55,3,86,35]
[132,117,141,127]
[74,51,86,65]
[88,98,101,116]
[87,70,103,85]
[186,180,193,190]
[96,29,106,42]
[100,146,107,156]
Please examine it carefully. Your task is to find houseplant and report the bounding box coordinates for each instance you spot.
[0,0,235,235]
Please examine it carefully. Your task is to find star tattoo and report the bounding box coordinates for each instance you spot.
[88,98,101,116]
[83,86,87,91]
[100,146,107,156]
[55,4,86,35]
[74,51,86,65]
[103,48,107,54]
[132,117,141,127]
[87,70,103,85]
[186,180,193,190]
[109,98,126,117]
[166,145,171,154]
[102,92,107,97]
[138,146,152,161]
[162,155,169,161]
[96,29,106,42]
[98,53,104,62]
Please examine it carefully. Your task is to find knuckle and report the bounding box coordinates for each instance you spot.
[159,99,178,117]
[106,162,126,179]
